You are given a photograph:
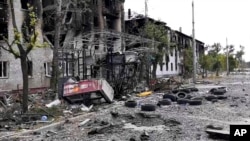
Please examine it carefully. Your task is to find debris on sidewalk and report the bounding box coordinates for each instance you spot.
[78,119,91,127]
[45,99,61,108]
[206,128,230,140]
[137,91,153,97]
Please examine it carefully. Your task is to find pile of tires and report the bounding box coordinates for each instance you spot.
[209,87,227,95]
[206,87,228,102]
[163,89,203,106]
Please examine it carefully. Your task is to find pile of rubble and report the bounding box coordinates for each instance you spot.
[1,75,249,140]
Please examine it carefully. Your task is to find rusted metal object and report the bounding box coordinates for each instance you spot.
[63,79,114,104]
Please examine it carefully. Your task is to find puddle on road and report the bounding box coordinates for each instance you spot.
[123,123,166,131]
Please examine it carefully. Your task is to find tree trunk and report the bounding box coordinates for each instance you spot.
[216,69,219,76]
[50,0,62,92]
[20,56,29,113]
[152,63,157,79]
[10,0,29,113]
[97,0,104,30]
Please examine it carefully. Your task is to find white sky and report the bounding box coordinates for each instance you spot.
[124,0,250,61]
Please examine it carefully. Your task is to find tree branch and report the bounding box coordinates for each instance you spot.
[26,28,38,54]
[0,43,21,58]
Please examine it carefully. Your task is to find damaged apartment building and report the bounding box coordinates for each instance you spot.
[0,0,53,90]
[125,11,205,78]
[0,0,204,92]
[0,0,127,91]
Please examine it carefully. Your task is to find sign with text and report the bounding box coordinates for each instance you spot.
[230,125,250,141]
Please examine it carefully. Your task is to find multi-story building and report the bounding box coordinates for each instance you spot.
[125,10,205,78]
[0,0,125,90]
[0,0,53,90]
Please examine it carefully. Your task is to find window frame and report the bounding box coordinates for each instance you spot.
[44,62,52,77]
[0,61,9,79]
[59,61,74,76]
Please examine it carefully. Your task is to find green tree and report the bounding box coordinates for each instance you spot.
[199,54,211,78]
[0,2,47,113]
[228,56,237,71]
[142,21,169,78]
[182,46,193,78]
[235,45,245,70]
[208,43,222,76]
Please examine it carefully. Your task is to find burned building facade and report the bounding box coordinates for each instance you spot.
[42,0,125,80]
[0,0,126,90]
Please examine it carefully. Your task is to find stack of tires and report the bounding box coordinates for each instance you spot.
[162,87,202,106]
[205,87,227,102]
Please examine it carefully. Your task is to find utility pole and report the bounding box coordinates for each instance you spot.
[226,38,229,76]
[145,0,148,18]
[192,1,196,83]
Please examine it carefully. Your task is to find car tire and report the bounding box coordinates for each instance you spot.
[217,95,227,100]
[211,99,218,103]
[213,89,226,95]
[141,104,156,111]
[186,94,192,99]
[191,97,203,101]
[163,94,177,102]
[189,100,202,105]
[209,88,217,93]
[125,100,137,108]
[177,99,189,105]
[159,99,172,105]
[180,89,191,93]
[205,95,218,101]
[190,87,199,92]
[176,92,188,99]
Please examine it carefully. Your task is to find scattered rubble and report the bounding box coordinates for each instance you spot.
[1,75,250,140]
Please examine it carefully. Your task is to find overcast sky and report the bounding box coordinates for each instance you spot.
[124,0,250,61]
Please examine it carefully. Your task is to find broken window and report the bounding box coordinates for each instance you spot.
[166,63,168,71]
[94,17,98,27]
[44,62,52,77]
[21,0,29,9]
[0,23,8,40]
[0,61,8,78]
[27,61,33,76]
[95,45,99,50]
[64,11,73,24]
[59,61,74,76]
[0,0,7,4]
[43,10,55,32]
[105,0,111,7]
[160,63,163,71]
[106,17,114,29]
[170,50,173,56]
[92,0,98,5]
[171,63,173,71]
